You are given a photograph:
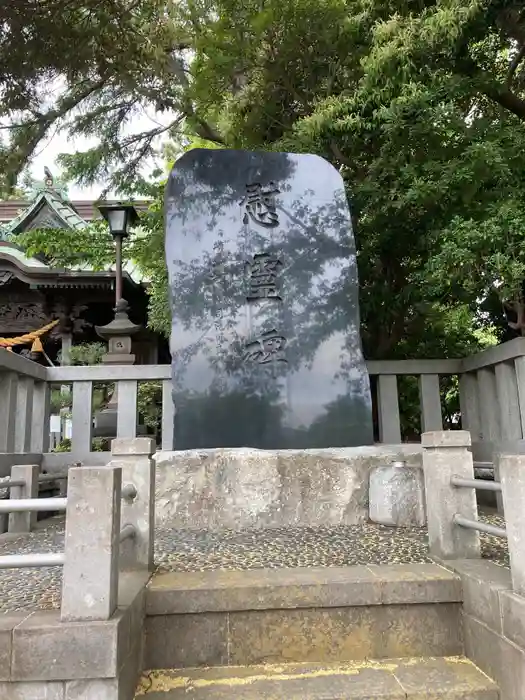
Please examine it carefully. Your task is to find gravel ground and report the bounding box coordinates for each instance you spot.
[0,512,509,614]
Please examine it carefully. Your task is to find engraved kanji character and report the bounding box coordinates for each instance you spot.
[247,253,282,300]
[241,182,280,228]
[244,329,287,364]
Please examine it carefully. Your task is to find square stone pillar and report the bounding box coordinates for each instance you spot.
[422,430,480,560]
[499,454,525,595]
[8,464,38,533]
[61,466,122,621]
[110,437,156,571]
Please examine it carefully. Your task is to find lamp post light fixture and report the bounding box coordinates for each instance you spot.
[97,202,139,306]
[95,202,141,365]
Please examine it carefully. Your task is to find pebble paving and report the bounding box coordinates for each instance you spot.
[0,512,509,614]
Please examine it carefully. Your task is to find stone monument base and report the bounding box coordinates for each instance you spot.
[154,445,422,530]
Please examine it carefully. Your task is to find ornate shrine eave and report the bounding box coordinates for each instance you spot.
[0,242,141,290]
[0,198,151,231]
[1,190,88,236]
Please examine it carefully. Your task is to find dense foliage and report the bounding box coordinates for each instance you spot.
[5,1,525,362]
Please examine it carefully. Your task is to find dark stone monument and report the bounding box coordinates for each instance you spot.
[165,149,373,449]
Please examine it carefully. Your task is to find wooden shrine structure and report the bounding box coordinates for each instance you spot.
[0,172,168,365]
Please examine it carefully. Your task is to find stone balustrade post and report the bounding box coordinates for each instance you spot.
[8,464,39,534]
[110,437,156,572]
[421,430,481,559]
[498,454,525,596]
[0,371,17,453]
[61,465,122,622]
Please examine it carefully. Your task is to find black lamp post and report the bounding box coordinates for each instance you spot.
[95,202,141,362]
[98,202,139,305]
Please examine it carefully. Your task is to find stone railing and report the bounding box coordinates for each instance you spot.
[421,430,525,693]
[0,349,50,474]
[0,439,155,590]
[45,363,175,468]
[0,438,153,698]
[2,337,525,469]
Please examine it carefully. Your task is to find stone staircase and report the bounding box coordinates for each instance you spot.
[136,563,499,698]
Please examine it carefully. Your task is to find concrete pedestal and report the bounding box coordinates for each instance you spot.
[154,445,423,530]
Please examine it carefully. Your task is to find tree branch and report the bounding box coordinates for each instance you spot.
[1,77,110,192]
[193,117,225,144]
[507,44,525,86]
[484,84,525,121]
[167,53,225,144]
[329,140,352,167]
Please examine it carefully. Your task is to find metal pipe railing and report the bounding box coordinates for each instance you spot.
[0,479,26,489]
[0,472,68,490]
[38,473,68,483]
[453,514,507,538]
[0,552,65,569]
[119,524,136,543]
[0,497,67,513]
[451,475,502,492]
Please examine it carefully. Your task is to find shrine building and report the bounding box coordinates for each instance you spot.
[0,173,168,365]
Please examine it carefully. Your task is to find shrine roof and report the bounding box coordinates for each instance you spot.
[0,172,150,288]
[0,171,150,237]
[0,241,142,289]
[1,190,86,236]
[0,198,150,228]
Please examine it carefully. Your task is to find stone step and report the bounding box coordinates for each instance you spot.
[145,563,464,669]
[135,657,499,698]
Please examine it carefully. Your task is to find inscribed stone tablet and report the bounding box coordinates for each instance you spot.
[165,149,373,449]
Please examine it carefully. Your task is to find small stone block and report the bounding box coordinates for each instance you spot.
[145,613,228,670]
[117,572,148,659]
[0,681,65,699]
[499,633,525,700]
[463,610,525,700]
[0,614,29,681]
[65,679,118,700]
[111,437,155,456]
[450,559,511,633]
[227,606,383,665]
[393,656,498,698]
[462,612,503,689]
[500,589,525,651]
[374,563,462,604]
[117,640,143,700]
[379,603,462,659]
[369,464,426,526]
[421,430,471,448]
[12,610,124,681]
[110,446,155,571]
